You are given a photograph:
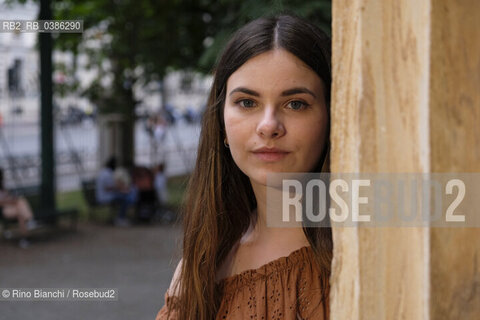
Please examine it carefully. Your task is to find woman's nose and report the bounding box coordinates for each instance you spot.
[256,108,285,139]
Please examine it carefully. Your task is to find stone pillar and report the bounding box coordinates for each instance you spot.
[330,0,480,319]
[429,1,480,319]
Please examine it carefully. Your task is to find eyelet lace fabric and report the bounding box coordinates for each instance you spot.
[156,246,330,320]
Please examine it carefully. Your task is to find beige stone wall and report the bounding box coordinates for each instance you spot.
[330,0,480,319]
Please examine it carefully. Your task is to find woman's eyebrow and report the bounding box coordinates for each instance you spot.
[281,87,317,98]
[228,87,260,97]
[228,86,317,98]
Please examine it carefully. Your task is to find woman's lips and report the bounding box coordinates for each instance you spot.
[251,148,290,162]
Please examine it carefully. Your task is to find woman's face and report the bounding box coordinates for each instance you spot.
[224,49,328,186]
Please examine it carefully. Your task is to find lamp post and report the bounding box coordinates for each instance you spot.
[39,0,55,214]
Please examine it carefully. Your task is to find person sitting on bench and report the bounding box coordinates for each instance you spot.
[0,168,36,248]
[96,157,137,227]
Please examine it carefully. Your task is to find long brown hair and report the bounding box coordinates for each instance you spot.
[174,14,332,319]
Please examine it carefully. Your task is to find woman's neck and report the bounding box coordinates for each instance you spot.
[215,180,311,282]
[246,180,309,247]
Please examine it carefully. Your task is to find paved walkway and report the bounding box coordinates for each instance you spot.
[0,221,182,320]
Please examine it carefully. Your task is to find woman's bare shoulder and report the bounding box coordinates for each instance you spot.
[167,258,183,297]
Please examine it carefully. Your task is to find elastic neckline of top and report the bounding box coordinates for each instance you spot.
[215,245,313,290]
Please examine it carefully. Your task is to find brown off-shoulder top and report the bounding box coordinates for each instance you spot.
[155,246,330,320]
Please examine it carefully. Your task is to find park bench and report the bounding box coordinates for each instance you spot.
[80,179,115,221]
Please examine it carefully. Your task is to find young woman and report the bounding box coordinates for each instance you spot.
[156,14,332,320]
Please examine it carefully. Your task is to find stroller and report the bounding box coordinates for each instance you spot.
[136,189,158,222]
[132,166,158,223]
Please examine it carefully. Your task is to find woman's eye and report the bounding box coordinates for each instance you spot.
[288,100,308,110]
[237,99,256,108]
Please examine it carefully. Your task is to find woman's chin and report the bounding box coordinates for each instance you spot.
[247,169,294,189]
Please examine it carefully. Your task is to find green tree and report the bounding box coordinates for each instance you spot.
[9,0,331,165]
